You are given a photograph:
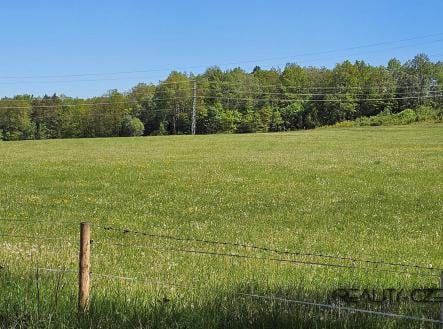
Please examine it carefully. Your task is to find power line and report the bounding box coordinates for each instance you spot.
[219,90,443,97]
[199,90,443,99]
[2,87,441,104]
[0,98,191,110]
[0,76,196,86]
[238,293,443,325]
[207,80,443,91]
[0,33,442,81]
[1,83,441,103]
[1,88,441,109]
[98,226,442,273]
[0,93,439,110]
[1,79,441,104]
[198,95,440,102]
[0,89,195,103]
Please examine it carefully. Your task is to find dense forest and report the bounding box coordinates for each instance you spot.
[0,54,442,140]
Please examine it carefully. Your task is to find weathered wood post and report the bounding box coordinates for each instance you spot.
[78,222,91,313]
[440,271,443,326]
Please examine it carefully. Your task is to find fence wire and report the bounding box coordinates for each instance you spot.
[0,233,73,242]
[93,241,439,278]
[98,225,443,273]
[238,292,443,325]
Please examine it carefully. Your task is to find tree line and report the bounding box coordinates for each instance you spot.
[0,54,442,140]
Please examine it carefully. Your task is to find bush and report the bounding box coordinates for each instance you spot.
[269,110,285,131]
[150,122,168,136]
[220,110,241,133]
[334,105,443,128]
[396,109,417,124]
[36,124,49,140]
[435,108,443,122]
[357,117,371,126]
[236,110,261,133]
[370,117,384,126]
[415,106,433,120]
[2,130,22,141]
[121,115,145,137]
[334,120,356,127]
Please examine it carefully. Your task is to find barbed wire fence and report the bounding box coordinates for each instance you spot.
[0,219,442,325]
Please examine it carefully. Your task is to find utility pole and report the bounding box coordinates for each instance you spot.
[191,80,197,135]
[173,105,177,134]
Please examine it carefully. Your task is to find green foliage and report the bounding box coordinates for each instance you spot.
[257,106,272,131]
[220,110,241,133]
[269,109,285,132]
[203,103,224,133]
[0,54,441,140]
[121,115,145,136]
[236,110,261,133]
[36,123,49,139]
[150,121,168,136]
[397,108,416,124]
[0,103,33,140]
[335,106,442,127]
[279,102,318,130]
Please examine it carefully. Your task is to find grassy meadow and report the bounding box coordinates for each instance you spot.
[0,124,442,328]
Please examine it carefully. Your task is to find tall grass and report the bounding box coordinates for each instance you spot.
[0,124,442,328]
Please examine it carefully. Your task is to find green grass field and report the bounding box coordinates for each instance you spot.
[0,124,442,328]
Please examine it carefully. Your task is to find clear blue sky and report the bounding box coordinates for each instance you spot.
[1,0,442,98]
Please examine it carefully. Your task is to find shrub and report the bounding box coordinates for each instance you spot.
[236,111,261,133]
[334,120,356,127]
[368,117,383,126]
[334,105,443,128]
[121,115,145,137]
[415,106,433,120]
[357,117,371,126]
[435,108,443,122]
[2,130,22,141]
[269,110,285,131]
[396,109,417,124]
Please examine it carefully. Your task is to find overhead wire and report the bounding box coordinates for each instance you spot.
[0,32,442,81]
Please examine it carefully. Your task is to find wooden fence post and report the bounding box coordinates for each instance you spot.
[440,271,443,326]
[78,222,91,313]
